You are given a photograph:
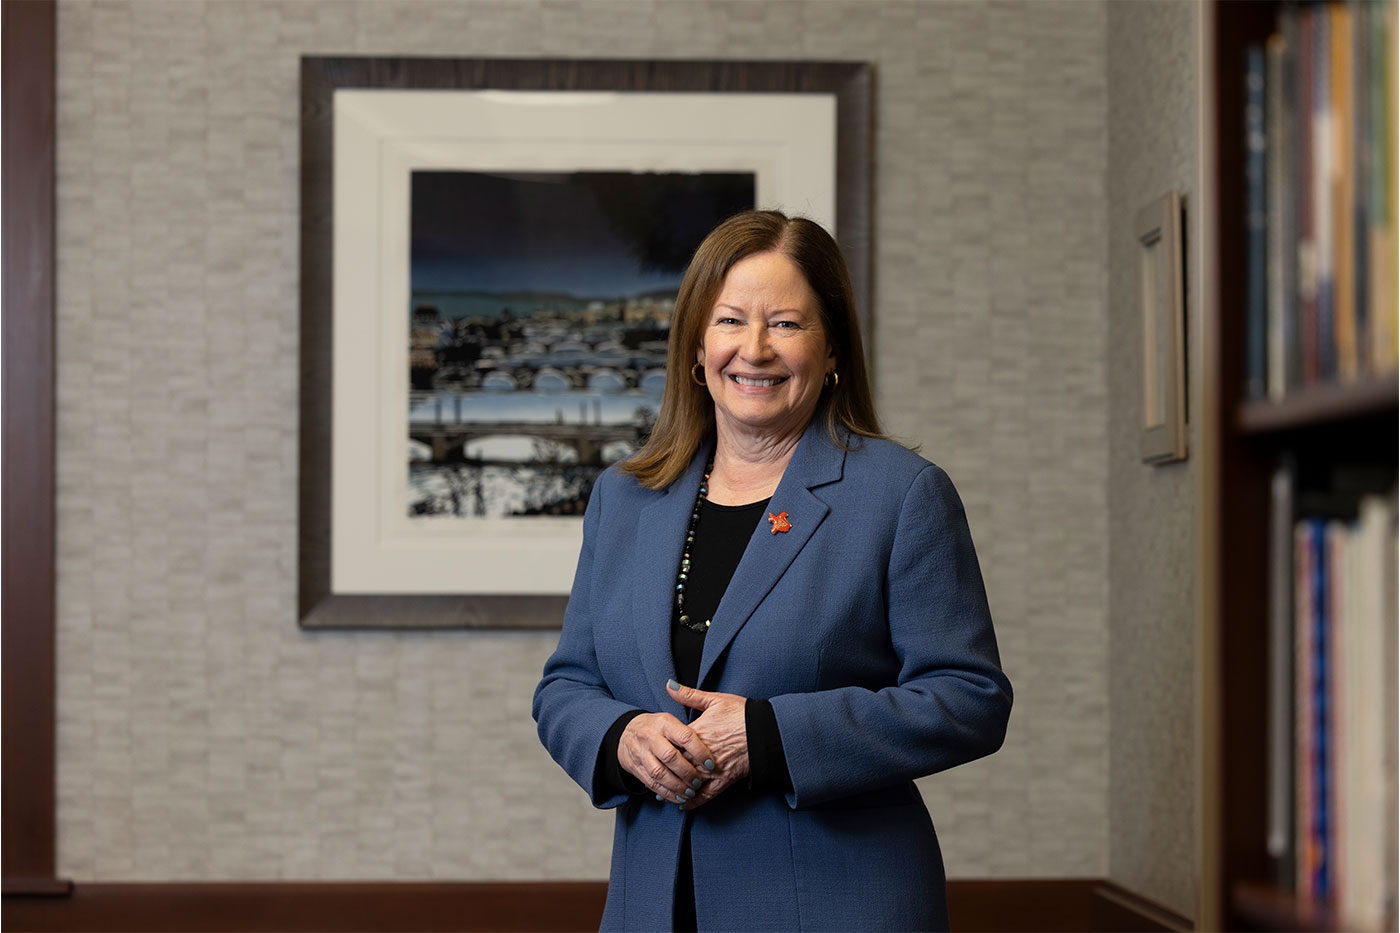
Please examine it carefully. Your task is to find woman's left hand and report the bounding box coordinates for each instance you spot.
[666,681,749,810]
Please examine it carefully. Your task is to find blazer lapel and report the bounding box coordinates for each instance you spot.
[631,447,710,712]
[696,422,846,689]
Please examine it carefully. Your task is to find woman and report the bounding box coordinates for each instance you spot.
[533,210,1012,932]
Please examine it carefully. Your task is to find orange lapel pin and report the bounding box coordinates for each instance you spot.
[767,511,792,534]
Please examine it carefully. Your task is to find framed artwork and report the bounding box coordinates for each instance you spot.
[299,57,872,629]
[1136,190,1188,464]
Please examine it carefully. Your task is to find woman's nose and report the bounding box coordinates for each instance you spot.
[741,322,773,360]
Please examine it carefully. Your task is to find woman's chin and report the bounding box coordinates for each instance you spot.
[715,406,813,442]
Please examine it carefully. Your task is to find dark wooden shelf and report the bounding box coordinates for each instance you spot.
[1211,4,1398,931]
[1236,373,1398,435]
[1231,882,1337,933]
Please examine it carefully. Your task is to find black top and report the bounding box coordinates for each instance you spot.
[671,497,769,686]
[597,496,791,797]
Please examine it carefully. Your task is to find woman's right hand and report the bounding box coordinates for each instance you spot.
[618,712,716,804]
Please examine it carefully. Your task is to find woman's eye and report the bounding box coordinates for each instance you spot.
[716,317,741,326]
[773,320,799,329]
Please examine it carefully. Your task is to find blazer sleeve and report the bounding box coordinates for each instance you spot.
[768,463,1013,809]
[532,475,646,809]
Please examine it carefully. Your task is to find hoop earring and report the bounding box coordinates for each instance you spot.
[824,371,839,389]
[691,362,707,386]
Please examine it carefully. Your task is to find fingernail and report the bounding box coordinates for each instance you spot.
[667,678,680,691]
[704,759,715,771]
[691,778,703,789]
[675,794,687,803]
[684,787,696,798]
[655,793,664,801]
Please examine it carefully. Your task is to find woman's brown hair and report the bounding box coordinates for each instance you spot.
[621,209,885,490]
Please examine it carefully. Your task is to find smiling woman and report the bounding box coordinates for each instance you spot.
[698,250,836,472]
[533,210,1013,932]
[621,210,885,493]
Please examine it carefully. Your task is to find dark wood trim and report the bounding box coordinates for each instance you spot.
[1210,3,1285,929]
[298,56,873,631]
[948,878,1098,932]
[2,882,606,933]
[1231,881,1335,933]
[1092,880,1194,932]
[1236,374,1398,434]
[950,879,1192,933]
[2,0,60,892]
[4,878,1189,932]
[1,879,72,898]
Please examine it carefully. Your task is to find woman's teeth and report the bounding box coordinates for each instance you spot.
[732,375,784,387]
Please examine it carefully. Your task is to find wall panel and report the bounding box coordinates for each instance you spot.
[54,0,1109,881]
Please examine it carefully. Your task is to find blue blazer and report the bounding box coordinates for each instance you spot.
[533,421,1012,932]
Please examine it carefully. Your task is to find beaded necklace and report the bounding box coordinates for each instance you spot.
[674,460,714,634]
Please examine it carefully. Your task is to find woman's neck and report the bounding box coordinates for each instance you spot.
[706,422,805,505]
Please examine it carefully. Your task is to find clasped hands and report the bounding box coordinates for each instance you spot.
[617,680,748,810]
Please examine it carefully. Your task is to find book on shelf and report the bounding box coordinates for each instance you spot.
[1248,43,1269,400]
[1244,0,1398,403]
[1267,458,1297,888]
[1335,495,1396,931]
[1273,474,1398,930]
[1266,25,1301,397]
[1330,3,1356,383]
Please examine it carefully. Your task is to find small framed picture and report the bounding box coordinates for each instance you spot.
[1136,190,1187,464]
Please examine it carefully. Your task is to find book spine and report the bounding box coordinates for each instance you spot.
[1247,43,1269,399]
[1331,5,1357,383]
[1382,492,1398,931]
[1314,9,1337,384]
[1352,0,1371,378]
[1336,495,1394,930]
[1312,519,1331,900]
[1267,459,1297,884]
[1282,6,1304,392]
[1323,520,1347,902]
[1267,32,1290,401]
[1375,0,1398,372]
[1295,518,1316,900]
[1299,8,1320,386]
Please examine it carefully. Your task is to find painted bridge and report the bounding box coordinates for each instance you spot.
[410,420,643,465]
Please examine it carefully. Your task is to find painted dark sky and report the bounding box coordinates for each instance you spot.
[410,171,755,298]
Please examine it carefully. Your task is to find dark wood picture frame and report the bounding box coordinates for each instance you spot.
[299,57,873,630]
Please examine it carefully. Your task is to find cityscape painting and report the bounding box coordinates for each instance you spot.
[407,170,755,520]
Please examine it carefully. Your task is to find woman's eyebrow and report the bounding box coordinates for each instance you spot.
[713,303,806,315]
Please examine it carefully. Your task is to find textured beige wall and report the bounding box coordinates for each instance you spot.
[1105,0,1202,918]
[54,0,1110,882]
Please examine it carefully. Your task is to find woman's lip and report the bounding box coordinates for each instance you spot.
[728,374,788,387]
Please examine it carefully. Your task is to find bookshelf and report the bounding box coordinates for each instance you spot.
[1211,1,1398,931]
[1237,374,1397,433]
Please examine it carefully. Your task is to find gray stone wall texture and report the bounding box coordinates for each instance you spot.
[53,0,1141,892]
[1106,0,1202,918]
